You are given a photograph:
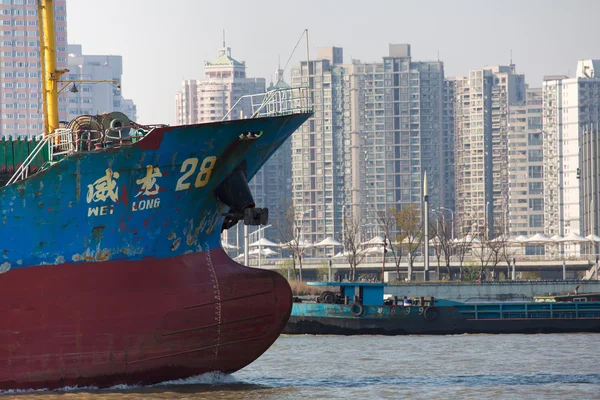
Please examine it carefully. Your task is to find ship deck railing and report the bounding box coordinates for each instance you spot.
[221,87,312,121]
[455,301,600,320]
[6,124,159,186]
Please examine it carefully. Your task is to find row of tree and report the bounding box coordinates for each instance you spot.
[274,204,520,282]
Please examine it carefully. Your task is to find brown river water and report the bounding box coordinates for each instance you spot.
[3,334,599,399]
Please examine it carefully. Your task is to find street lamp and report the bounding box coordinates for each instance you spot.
[439,206,455,240]
[244,224,272,268]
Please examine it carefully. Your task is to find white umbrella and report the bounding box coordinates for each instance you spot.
[262,248,279,256]
[454,235,479,244]
[221,241,239,250]
[366,246,385,255]
[525,233,554,244]
[585,234,600,243]
[315,237,342,247]
[429,237,442,245]
[560,232,588,243]
[248,248,278,257]
[249,237,281,247]
[511,235,529,243]
[489,234,510,243]
[361,235,385,247]
[333,251,350,259]
[281,239,314,248]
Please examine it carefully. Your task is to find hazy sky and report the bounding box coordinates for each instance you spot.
[67,0,600,125]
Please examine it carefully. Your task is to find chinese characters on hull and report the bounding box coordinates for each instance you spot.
[86,156,217,218]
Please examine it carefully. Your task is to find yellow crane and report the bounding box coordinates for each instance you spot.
[37,0,119,137]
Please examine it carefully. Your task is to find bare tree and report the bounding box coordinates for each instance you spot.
[472,224,493,281]
[343,214,368,281]
[273,204,309,281]
[486,218,510,280]
[436,213,456,280]
[453,216,475,281]
[377,209,404,282]
[396,205,422,281]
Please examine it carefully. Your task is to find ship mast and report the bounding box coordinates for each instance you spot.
[38,0,68,136]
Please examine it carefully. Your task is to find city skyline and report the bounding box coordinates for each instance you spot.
[66,0,600,125]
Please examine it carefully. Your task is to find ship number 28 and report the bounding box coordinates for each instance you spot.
[176,156,217,191]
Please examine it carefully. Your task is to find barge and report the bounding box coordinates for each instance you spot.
[283,282,600,335]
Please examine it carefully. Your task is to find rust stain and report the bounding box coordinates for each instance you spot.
[17,186,24,197]
[167,232,176,240]
[38,201,44,209]
[171,237,181,251]
[75,160,81,202]
[186,230,195,246]
[118,185,129,206]
[96,249,111,262]
[92,225,106,241]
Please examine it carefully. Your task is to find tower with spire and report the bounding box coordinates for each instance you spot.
[175,33,265,124]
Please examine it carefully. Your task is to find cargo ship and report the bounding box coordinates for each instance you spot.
[283,282,600,335]
[0,1,311,390]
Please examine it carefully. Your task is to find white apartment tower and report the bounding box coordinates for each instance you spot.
[543,60,600,248]
[175,43,265,124]
[453,65,525,236]
[0,0,68,137]
[507,87,543,237]
[291,45,449,251]
[66,44,137,122]
[346,44,446,231]
[291,47,346,253]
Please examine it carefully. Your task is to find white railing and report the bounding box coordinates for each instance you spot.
[221,87,312,121]
[6,125,157,186]
[6,133,50,185]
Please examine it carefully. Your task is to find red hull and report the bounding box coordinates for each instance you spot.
[0,249,292,390]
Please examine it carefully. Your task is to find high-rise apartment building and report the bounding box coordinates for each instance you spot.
[175,43,265,124]
[290,47,346,254]
[65,44,137,122]
[346,44,446,228]
[543,60,600,249]
[507,87,543,237]
[453,65,525,236]
[442,78,456,213]
[290,44,449,253]
[0,0,68,137]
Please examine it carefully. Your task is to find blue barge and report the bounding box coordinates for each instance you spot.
[283,282,600,335]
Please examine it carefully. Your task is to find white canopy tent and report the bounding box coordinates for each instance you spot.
[249,237,281,248]
[315,237,342,247]
[221,241,239,250]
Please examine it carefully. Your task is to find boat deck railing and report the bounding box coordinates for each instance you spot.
[221,87,312,121]
[456,301,600,320]
[6,125,159,185]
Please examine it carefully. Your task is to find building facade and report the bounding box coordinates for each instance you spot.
[0,0,68,137]
[290,47,347,254]
[507,87,543,237]
[65,44,137,122]
[290,44,449,253]
[543,60,600,250]
[175,44,265,124]
[453,65,525,236]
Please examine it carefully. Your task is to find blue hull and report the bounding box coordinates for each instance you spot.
[0,113,310,270]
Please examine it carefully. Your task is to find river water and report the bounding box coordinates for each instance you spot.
[3,334,599,399]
